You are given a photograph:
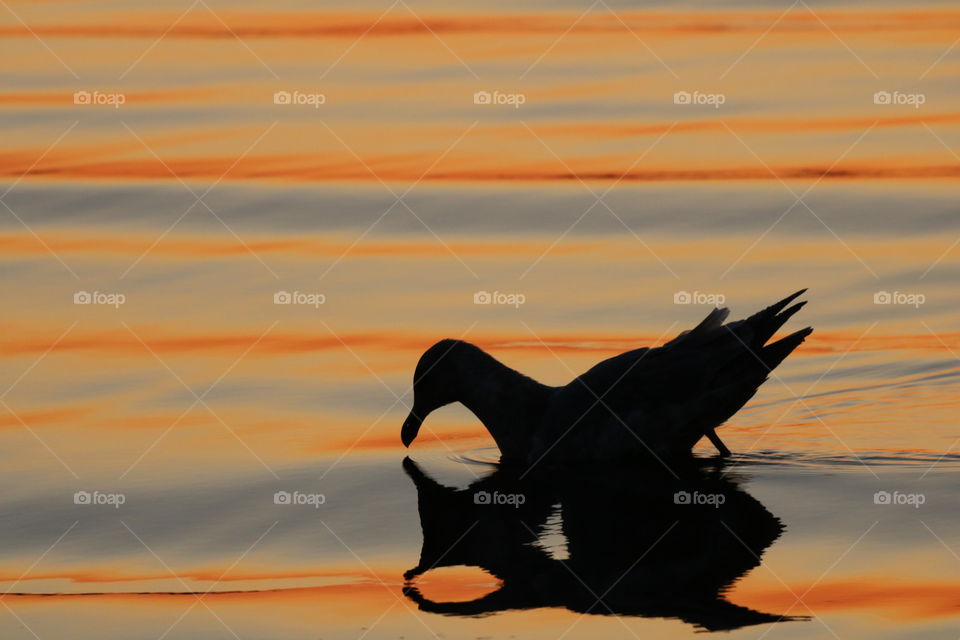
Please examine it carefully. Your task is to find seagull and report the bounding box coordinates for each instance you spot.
[401,290,812,466]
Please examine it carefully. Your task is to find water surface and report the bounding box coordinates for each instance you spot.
[1,0,959,637]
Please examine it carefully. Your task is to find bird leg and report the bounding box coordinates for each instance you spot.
[706,429,731,457]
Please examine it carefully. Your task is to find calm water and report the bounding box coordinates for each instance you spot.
[1,0,959,638]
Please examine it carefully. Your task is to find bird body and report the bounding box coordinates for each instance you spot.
[401,290,812,467]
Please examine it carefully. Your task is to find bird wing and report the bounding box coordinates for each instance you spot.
[534,290,812,459]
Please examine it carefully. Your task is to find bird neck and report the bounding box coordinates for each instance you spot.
[451,347,553,462]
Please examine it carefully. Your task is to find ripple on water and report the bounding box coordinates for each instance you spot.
[447,447,960,471]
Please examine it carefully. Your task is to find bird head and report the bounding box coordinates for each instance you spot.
[401,339,463,447]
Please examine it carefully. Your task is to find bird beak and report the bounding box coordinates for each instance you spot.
[401,412,423,448]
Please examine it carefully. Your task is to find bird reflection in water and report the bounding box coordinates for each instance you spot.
[402,457,806,631]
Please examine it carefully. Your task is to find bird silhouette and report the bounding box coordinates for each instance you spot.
[401,290,811,466]
[401,456,805,631]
